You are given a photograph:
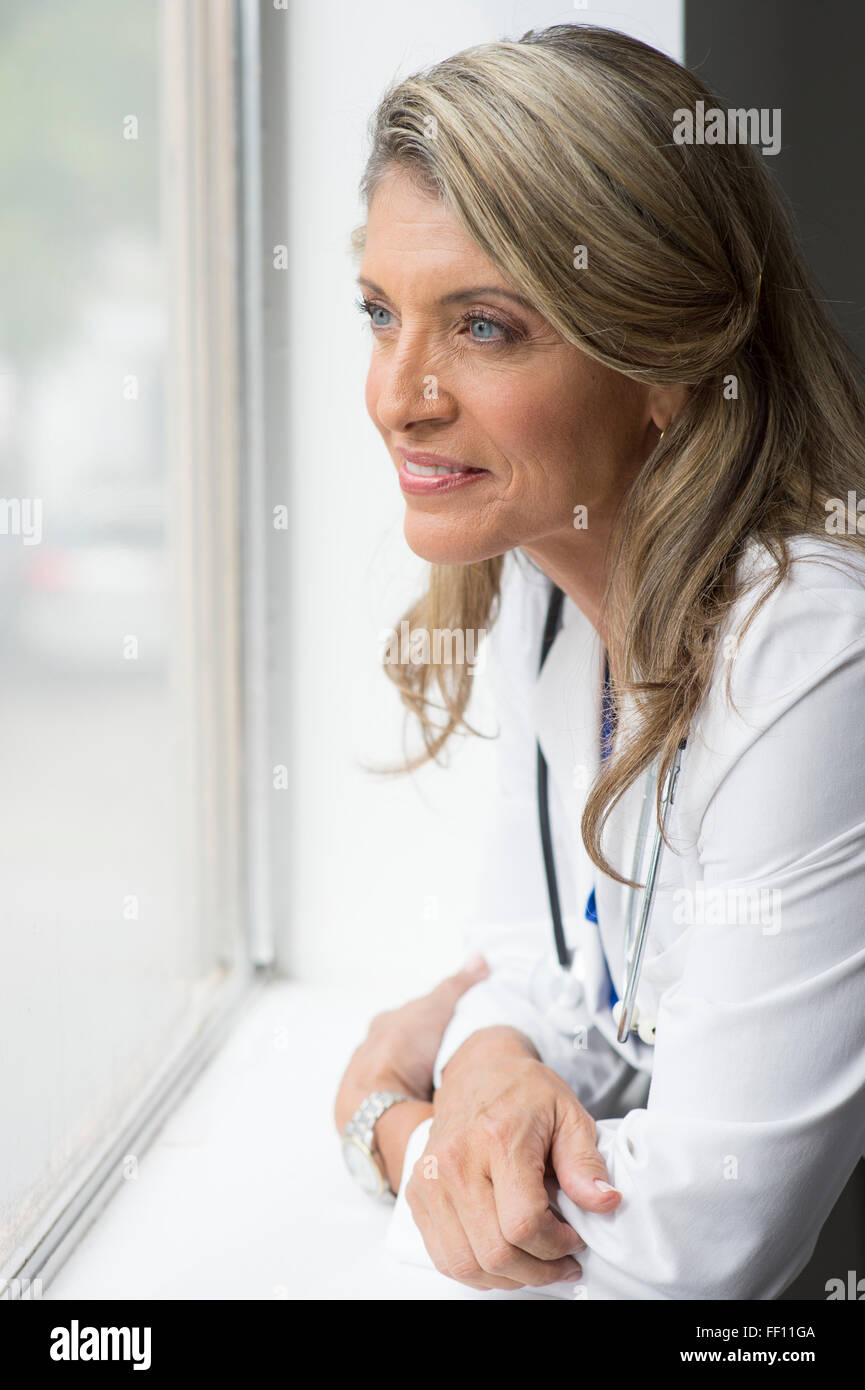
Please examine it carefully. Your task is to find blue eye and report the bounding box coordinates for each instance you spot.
[356,296,394,330]
[355,294,518,345]
[468,317,504,341]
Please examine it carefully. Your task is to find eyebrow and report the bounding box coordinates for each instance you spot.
[357,277,536,312]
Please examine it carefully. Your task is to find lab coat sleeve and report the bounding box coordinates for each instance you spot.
[557,566,865,1300]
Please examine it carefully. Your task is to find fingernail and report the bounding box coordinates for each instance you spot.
[563,1264,582,1281]
[594,1179,618,1194]
[465,954,487,972]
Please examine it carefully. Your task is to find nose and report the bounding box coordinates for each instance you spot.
[369,335,457,435]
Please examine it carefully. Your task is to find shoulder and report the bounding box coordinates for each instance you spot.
[734,531,865,621]
[720,533,865,708]
[674,534,865,828]
[680,534,865,815]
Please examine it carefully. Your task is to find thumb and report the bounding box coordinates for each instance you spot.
[431,954,490,1009]
[550,1107,622,1214]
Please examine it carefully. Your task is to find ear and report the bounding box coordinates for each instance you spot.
[647,383,690,433]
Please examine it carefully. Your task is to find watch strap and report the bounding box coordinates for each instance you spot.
[343,1090,409,1156]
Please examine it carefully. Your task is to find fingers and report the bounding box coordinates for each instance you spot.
[550,1100,622,1213]
[408,1147,583,1291]
[402,1055,616,1294]
[431,956,490,1009]
[408,1179,525,1292]
[457,1173,584,1288]
[369,956,487,1034]
[489,1153,587,1262]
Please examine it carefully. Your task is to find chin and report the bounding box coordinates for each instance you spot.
[403,513,508,567]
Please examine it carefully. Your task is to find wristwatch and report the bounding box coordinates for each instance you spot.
[341,1090,409,1198]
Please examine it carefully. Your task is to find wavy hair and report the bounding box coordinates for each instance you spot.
[356,23,865,883]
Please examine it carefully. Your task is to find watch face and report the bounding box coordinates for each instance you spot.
[342,1136,385,1196]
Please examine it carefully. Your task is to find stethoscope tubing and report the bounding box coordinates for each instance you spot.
[536,583,571,970]
[615,737,687,1041]
[535,581,688,1045]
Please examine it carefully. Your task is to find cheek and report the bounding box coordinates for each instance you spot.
[472,375,552,449]
[477,375,584,487]
[364,366,377,424]
[490,365,638,474]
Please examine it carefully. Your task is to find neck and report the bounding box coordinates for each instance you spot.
[521,526,612,648]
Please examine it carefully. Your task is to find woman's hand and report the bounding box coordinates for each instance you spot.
[405,1025,621,1291]
[334,957,491,1192]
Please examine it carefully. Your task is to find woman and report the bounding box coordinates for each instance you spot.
[334,24,865,1299]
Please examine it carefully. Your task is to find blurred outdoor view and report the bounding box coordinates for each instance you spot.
[0,0,207,1268]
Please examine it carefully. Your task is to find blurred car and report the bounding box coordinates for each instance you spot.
[19,494,167,674]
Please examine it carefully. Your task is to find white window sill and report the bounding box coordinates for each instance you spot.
[43,979,527,1301]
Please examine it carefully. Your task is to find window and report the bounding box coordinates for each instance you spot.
[0,0,256,1291]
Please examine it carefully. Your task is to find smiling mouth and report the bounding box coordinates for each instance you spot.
[404,459,484,477]
[396,451,489,496]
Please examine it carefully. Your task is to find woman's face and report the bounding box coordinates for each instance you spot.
[360,165,669,579]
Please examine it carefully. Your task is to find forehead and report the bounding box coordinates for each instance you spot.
[361,166,506,285]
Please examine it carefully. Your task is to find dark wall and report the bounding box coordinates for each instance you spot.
[686,0,865,362]
[685,0,865,1301]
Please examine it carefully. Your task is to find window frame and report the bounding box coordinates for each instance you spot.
[1,0,269,1297]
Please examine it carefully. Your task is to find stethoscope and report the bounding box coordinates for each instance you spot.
[536,583,687,1045]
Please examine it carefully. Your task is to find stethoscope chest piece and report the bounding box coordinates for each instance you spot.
[529,951,587,1035]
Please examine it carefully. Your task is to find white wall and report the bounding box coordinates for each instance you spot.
[269,0,683,1000]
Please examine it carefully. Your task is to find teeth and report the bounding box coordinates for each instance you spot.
[405,459,466,476]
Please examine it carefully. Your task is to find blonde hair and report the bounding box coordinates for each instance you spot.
[358,24,865,883]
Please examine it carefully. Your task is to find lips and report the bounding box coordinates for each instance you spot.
[396,449,489,497]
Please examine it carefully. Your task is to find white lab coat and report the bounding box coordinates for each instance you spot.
[385,532,865,1299]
